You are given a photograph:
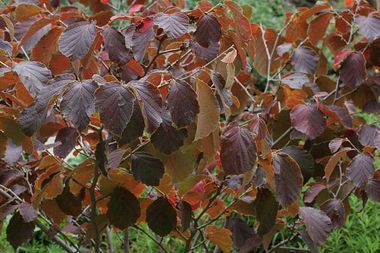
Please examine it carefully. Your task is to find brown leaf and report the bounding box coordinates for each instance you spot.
[194,79,220,141]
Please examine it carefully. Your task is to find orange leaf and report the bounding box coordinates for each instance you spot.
[205,225,233,252]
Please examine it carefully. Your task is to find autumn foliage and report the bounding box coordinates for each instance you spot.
[0,0,379,252]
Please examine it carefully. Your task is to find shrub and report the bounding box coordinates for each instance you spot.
[0,0,379,252]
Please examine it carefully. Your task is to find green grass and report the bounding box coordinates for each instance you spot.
[320,197,380,253]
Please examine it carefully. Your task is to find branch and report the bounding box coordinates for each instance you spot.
[180,45,235,80]
[0,185,78,253]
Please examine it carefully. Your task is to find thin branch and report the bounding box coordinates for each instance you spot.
[0,185,78,253]
[272,127,293,147]
[145,39,164,73]
[180,45,235,80]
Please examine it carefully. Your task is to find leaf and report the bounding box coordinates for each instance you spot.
[102,25,132,65]
[95,82,135,136]
[304,183,327,204]
[146,197,177,237]
[221,48,237,63]
[131,152,164,186]
[320,198,345,228]
[221,122,256,175]
[167,80,199,127]
[281,146,314,180]
[60,80,97,131]
[299,207,332,245]
[290,104,326,139]
[53,127,78,158]
[125,21,154,62]
[273,152,303,207]
[19,74,76,136]
[194,79,219,141]
[355,13,380,41]
[226,217,256,249]
[13,61,52,97]
[347,153,375,188]
[366,172,380,202]
[308,13,333,46]
[129,80,163,132]
[205,225,233,253]
[194,14,221,46]
[18,203,38,223]
[281,73,310,89]
[255,188,279,235]
[119,102,145,145]
[58,21,96,61]
[154,12,189,39]
[339,52,366,87]
[179,201,192,232]
[291,47,319,74]
[151,119,187,155]
[55,184,83,217]
[165,144,197,182]
[358,125,380,149]
[0,39,12,57]
[31,26,65,65]
[107,187,140,229]
[15,4,44,22]
[324,148,352,182]
[190,40,220,62]
[6,212,35,250]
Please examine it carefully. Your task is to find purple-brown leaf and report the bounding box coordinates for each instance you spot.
[154,12,189,39]
[167,80,199,127]
[102,25,132,65]
[291,47,319,74]
[273,152,303,207]
[339,52,366,87]
[131,152,164,186]
[53,127,78,158]
[60,80,97,131]
[347,153,375,188]
[194,14,222,47]
[299,207,332,245]
[221,122,257,175]
[58,21,96,61]
[95,82,135,136]
[290,104,326,139]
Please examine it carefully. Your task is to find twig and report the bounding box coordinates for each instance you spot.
[272,127,293,147]
[0,185,78,253]
[145,39,164,72]
[123,229,130,253]
[180,45,235,80]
